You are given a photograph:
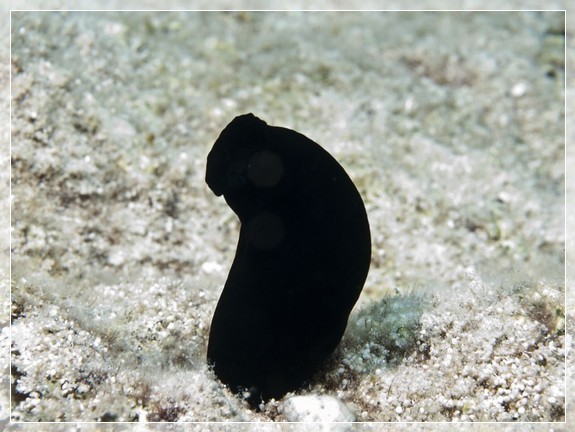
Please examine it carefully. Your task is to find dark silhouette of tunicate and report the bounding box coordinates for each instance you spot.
[206,113,371,407]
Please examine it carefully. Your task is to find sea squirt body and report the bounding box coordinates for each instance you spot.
[206,113,371,406]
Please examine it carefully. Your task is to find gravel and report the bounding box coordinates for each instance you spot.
[2,2,572,430]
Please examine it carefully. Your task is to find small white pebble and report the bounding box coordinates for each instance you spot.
[511,82,527,97]
[283,395,355,423]
[222,98,237,109]
[404,96,415,112]
[201,261,223,273]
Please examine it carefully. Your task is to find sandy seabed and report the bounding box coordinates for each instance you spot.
[1,1,573,431]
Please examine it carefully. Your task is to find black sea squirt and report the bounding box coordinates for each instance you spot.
[205,113,371,405]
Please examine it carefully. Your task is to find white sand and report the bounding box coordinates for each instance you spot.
[2,1,572,431]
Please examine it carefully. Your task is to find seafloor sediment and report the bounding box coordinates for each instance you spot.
[5,8,569,426]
